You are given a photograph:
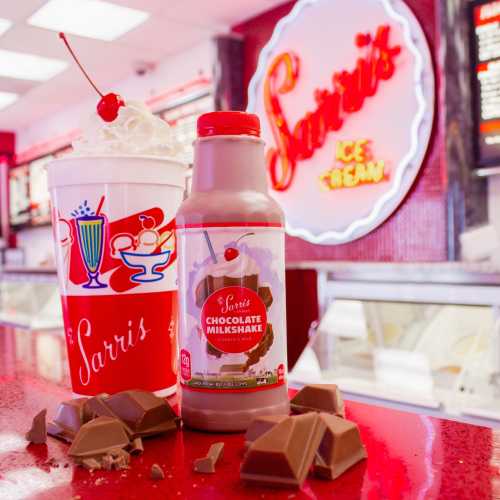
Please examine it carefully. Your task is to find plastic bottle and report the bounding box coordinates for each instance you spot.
[176,111,289,431]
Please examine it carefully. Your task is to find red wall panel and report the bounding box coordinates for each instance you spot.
[234,0,447,262]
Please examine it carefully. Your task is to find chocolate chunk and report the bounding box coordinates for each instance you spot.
[83,394,133,436]
[104,390,177,437]
[81,457,102,471]
[290,384,345,418]
[68,416,130,458]
[128,437,144,455]
[244,324,274,370]
[314,414,366,479]
[26,409,47,444]
[193,442,224,473]
[48,398,92,442]
[151,464,165,480]
[258,286,273,308]
[240,413,326,488]
[101,448,130,470]
[112,450,130,470]
[244,415,289,444]
[84,394,113,419]
[101,454,114,471]
[47,422,73,443]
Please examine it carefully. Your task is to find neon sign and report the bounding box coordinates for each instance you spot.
[265,25,400,191]
[320,139,387,191]
[248,0,435,245]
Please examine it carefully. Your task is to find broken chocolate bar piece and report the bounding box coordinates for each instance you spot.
[258,286,273,308]
[290,384,345,418]
[81,457,101,471]
[26,409,47,444]
[104,390,177,437]
[314,413,366,480]
[68,416,130,458]
[128,437,144,455]
[101,454,114,471]
[151,463,165,480]
[102,448,130,471]
[193,442,224,474]
[83,394,133,436]
[244,415,289,444]
[48,398,92,442]
[240,413,326,488]
[84,394,113,419]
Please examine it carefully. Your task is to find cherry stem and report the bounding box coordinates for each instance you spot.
[235,232,255,244]
[59,32,103,97]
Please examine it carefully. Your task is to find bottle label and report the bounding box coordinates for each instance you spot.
[177,223,287,393]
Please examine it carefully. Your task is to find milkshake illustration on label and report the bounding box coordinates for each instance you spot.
[178,225,286,392]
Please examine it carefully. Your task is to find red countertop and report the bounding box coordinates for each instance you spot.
[0,325,496,499]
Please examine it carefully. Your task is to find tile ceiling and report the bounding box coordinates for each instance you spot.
[0,0,286,131]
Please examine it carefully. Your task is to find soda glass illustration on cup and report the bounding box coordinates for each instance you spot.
[47,34,186,397]
[72,201,107,289]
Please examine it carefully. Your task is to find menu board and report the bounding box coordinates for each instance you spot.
[471,0,500,166]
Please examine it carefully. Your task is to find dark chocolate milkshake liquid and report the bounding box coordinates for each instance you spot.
[176,112,289,431]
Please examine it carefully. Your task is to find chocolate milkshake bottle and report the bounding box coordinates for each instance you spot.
[176,111,289,431]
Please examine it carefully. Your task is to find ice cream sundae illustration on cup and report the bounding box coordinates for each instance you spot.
[71,200,107,289]
[111,215,173,283]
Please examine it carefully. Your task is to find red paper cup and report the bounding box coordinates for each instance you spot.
[47,156,186,396]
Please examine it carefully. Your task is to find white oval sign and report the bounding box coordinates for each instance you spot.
[248,0,435,244]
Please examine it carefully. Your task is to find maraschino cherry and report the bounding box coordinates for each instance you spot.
[59,33,124,122]
[224,247,239,261]
[224,233,255,261]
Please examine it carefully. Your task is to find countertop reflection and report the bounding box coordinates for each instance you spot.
[0,327,497,499]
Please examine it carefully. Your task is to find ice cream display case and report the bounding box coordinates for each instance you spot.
[0,268,62,330]
[289,262,500,425]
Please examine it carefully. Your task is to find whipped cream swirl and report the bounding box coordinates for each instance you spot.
[72,100,183,158]
[205,252,259,278]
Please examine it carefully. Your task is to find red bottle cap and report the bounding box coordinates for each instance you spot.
[197,111,261,138]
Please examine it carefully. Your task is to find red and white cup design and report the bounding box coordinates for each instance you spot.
[48,156,186,396]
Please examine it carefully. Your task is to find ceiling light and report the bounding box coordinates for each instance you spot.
[28,0,150,41]
[0,18,12,37]
[0,50,67,81]
[0,91,18,110]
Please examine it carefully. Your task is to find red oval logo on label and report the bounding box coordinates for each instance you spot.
[201,286,267,354]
